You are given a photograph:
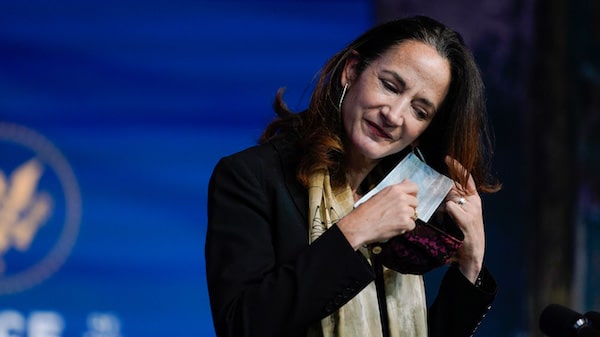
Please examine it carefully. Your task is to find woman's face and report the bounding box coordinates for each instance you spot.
[341,40,451,166]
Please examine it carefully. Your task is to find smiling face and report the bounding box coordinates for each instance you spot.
[340,40,451,169]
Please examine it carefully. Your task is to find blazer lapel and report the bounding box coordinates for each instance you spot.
[270,135,308,225]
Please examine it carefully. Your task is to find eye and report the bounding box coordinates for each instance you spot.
[381,79,398,93]
[412,106,430,121]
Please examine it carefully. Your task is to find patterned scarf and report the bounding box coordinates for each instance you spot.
[307,167,428,337]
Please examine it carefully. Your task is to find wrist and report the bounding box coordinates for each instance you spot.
[336,218,365,251]
[458,260,483,284]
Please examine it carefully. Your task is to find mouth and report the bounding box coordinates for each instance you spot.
[365,120,393,140]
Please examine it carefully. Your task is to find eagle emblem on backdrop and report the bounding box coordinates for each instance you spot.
[0,122,81,294]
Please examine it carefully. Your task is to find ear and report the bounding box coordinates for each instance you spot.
[340,50,360,86]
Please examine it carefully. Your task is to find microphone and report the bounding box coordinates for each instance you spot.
[539,304,600,337]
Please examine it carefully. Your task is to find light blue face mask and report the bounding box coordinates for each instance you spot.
[355,150,463,275]
[354,151,453,223]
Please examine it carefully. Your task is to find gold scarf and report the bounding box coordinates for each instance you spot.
[307,167,428,337]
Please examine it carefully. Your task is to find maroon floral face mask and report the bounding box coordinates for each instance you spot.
[370,207,464,275]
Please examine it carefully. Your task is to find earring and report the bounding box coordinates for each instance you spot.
[338,83,349,112]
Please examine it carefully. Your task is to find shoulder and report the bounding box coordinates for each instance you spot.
[211,133,301,184]
[207,133,305,220]
[220,133,299,165]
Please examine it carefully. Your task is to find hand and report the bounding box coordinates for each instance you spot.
[338,179,419,250]
[444,156,485,284]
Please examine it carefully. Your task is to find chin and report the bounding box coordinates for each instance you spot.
[351,136,401,161]
[359,147,394,161]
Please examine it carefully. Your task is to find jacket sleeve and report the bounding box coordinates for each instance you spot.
[428,264,497,337]
[205,154,375,337]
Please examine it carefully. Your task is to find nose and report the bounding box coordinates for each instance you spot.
[381,97,410,127]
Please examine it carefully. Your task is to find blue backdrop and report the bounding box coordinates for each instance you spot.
[0,1,374,336]
[10,0,590,336]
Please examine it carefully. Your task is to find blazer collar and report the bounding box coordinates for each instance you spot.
[270,134,308,224]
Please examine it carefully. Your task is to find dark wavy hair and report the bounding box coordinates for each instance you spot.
[260,15,500,193]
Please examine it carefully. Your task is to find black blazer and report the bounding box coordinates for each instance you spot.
[206,134,496,337]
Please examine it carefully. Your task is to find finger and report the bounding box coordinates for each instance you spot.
[445,199,466,218]
[392,193,419,211]
[398,178,419,196]
[445,187,465,204]
[374,183,419,208]
[406,194,419,209]
[410,207,419,222]
[445,188,462,200]
[463,171,477,194]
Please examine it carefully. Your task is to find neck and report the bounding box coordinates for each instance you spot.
[346,150,379,199]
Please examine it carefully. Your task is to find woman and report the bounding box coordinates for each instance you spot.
[206,15,500,337]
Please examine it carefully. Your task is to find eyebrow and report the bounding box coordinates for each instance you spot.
[382,70,438,112]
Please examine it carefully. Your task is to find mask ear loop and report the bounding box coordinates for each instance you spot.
[412,146,426,164]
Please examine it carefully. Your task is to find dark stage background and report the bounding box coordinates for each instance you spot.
[1,0,598,336]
